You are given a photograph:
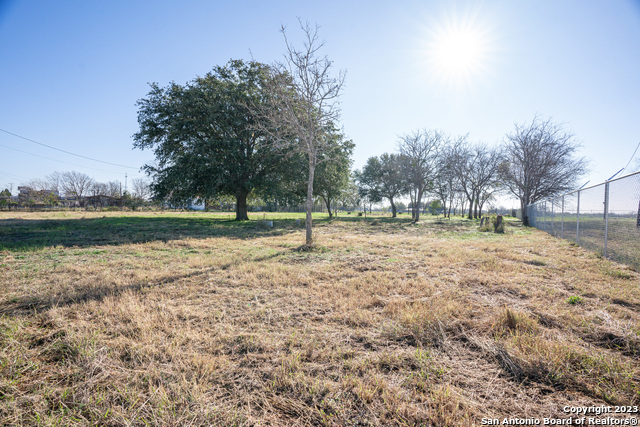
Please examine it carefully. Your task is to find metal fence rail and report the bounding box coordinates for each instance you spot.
[526,171,640,271]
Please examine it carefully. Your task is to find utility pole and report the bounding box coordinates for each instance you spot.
[124,173,128,194]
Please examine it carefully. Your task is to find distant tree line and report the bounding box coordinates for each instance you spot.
[132,19,587,243]
[0,170,152,210]
[356,116,587,226]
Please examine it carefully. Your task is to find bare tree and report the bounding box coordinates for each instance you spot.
[45,172,63,195]
[431,139,464,218]
[449,140,503,219]
[91,182,109,196]
[54,171,94,198]
[399,129,444,222]
[469,143,502,218]
[357,153,409,218]
[107,181,122,198]
[131,178,151,201]
[500,116,588,226]
[25,178,50,192]
[257,20,345,247]
[448,138,485,219]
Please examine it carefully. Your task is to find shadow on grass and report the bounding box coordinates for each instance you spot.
[0,266,219,317]
[0,216,300,251]
[0,246,289,318]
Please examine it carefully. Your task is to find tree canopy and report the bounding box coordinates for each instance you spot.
[133,59,294,220]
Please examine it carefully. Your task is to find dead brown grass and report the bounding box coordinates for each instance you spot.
[0,211,639,425]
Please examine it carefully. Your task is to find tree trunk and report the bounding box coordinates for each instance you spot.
[409,190,417,221]
[414,189,423,222]
[467,195,474,219]
[390,198,397,218]
[305,159,316,246]
[323,195,333,218]
[521,199,529,226]
[236,189,249,221]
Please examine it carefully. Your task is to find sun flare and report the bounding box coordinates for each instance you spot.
[424,12,494,90]
[433,28,483,74]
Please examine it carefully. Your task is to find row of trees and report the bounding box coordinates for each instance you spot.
[356,116,587,226]
[133,20,587,250]
[0,171,152,209]
[22,171,151,200]
[357,131,502,223]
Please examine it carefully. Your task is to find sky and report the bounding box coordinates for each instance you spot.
[1,0,639,207]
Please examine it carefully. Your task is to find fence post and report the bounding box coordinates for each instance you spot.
[604,182,610,258]
[561,195,565,239]
[576,190,581,244]
[546,200,550,234]
[551,199,555,236]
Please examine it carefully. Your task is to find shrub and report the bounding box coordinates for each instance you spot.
[567,295,583,305]
[479,215,505,233]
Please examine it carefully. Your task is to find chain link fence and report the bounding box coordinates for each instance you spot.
[526,171,640,270]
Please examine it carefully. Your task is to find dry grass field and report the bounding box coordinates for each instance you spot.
[0,211,639,426]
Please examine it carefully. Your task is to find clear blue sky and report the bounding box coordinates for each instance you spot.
[1,0,639,206]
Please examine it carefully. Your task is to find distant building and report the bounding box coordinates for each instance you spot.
[189,200,205,210]
[18,186,59,203]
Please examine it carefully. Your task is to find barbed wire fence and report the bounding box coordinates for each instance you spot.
[526,171,640,271]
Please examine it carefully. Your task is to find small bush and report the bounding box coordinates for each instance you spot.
[567,295,583,305]
[479,215,505,233]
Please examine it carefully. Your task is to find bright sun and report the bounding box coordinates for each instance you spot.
[424,13,493,90]
[433,28,483,74]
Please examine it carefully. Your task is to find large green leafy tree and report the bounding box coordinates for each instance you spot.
[133,60,291,220]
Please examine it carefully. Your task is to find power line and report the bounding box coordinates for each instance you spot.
[0,143,123,175]
[0,128,139,170]
[0,169,30,181]
[621,140,640,173]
